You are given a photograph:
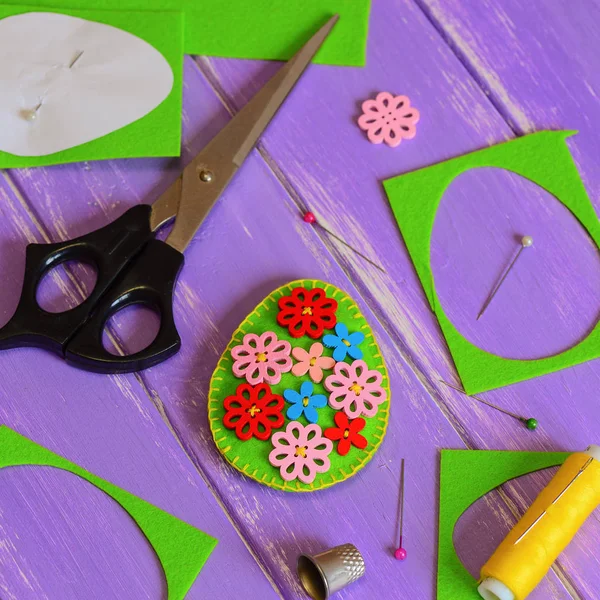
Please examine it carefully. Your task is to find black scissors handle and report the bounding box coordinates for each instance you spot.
[66,239,184,373]
[0,204,184,373]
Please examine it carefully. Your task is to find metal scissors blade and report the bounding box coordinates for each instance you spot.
[150,14,339,251]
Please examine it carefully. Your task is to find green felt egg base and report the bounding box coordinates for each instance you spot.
[208,279,390,492]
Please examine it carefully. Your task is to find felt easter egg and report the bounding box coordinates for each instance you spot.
[208,280,390,492]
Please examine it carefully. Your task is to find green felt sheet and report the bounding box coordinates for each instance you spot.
[10,0,371,66]
[438,449,569,600]
[208,279,390,492]
[0,425,218,600]
[0,5,183,167]
[383,131,600,394]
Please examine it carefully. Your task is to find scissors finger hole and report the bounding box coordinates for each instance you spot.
[36,260,98,313]
[102,304,161,356]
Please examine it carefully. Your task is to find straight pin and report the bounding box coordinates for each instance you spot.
[68,50,85,69]
[477,236,534,320]
[303,211,386,274]
[394,458,407,561]
[514,456,594,545]
[22,101,42,121]
[440,380,538,431]
[22,51,84,121]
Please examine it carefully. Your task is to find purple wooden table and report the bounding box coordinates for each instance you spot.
[1,1,599,598]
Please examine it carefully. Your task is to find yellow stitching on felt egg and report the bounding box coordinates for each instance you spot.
[215,436,226,443]
[208,278,391,493]
[212,428,222,434]
[221,446,232,453]
[232,456,240,465]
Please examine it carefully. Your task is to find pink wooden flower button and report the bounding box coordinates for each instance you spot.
[231,331,292,386]
[325,359,387,419]
[358,92,420,147]
[291,342,336,384]
[269,421,333,484]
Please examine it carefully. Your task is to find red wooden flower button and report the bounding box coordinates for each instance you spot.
[277,287,338,339]
[324,412,368,456]
[223,383,284,441]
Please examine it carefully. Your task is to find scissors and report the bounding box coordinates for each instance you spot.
[0,16,338,374]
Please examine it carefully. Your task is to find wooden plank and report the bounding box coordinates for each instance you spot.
[0,49,467,600]
[3,10,576,600]
[0,55,474,597]
[408,1,600,597]
[0,2,594,599]
[0,62,280,600]
[197,0,600,596]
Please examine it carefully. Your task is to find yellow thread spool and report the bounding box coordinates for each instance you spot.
[478,445,600,600]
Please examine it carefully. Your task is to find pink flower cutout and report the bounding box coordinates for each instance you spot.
[325,360,387,418]
[269,421,333,484]
[231,331,292,386]
[358,92,420,147]
[292,342,336,383]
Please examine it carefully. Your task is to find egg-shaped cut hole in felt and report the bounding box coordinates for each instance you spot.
[0,12,173,157]
[431,167,600,361]
[36,259,97,313]
[0,465,165,599]
[453,467,560,596]
[102,303,161,356]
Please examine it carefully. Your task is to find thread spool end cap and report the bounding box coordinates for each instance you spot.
[478,577,514,600]
[585,445,600,461]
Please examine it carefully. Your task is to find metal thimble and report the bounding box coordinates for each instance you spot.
[297,543,366,599]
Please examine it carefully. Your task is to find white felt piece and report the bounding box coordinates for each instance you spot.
[0,12,173,156]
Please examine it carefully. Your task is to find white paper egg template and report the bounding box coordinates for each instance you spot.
[0,12,174,156]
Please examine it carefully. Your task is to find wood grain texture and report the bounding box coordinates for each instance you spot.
[198,0,600,597]
[411,1,600,597]
[0,1,599,599]
[0,60,279,600]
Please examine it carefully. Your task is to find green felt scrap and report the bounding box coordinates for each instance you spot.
[0,425,217,600]
[383,131,600,394]
[438,449,569,600]
[0,5,183,167]
[11,0,370,66]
